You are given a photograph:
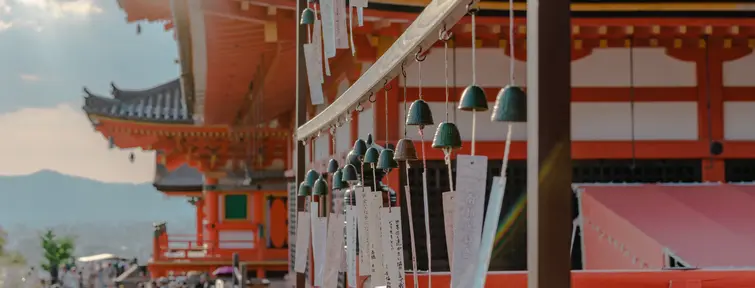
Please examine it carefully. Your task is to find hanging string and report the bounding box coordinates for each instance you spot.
[628,38,637,169]
[441,27,455,192]
[453,35,458,123]
[401,64,420,287]
[470,8,478,156]
[385,81,391,147]
[704,36,715,169]
[508,0,516,86]
[415,49,432,287]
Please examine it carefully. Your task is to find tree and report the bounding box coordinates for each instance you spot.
[40,229,76,282]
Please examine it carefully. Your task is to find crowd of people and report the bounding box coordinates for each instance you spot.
[18,259,131,288]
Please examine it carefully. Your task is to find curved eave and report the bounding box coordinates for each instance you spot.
[153,184,203,193]
[84,110,195,126]
[171,0,200,122]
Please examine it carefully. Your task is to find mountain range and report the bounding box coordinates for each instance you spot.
[0,170,196,265]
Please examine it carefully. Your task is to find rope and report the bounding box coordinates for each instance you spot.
[444,149,454,190]
[445,36,450,122]
[509,0,516,85]
[404,165,419,288]
[471,12,477,86]
[418,128,432,288]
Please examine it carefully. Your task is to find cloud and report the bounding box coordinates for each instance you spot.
[0,20,10,30]
[19,73,40,82]
[0,104,154,183]
[15,0,102,17]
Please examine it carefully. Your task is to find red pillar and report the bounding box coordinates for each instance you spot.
[204,177,220,250]
[196,197,205,246]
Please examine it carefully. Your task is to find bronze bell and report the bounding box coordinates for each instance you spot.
[393,138,418,161]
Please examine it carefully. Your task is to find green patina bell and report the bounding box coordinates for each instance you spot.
[313,176,328,196]
[298,181,311,196]
[300,8,315,25]
[364,147,379,164]
[458,85,489,111]
[305,169,319,186]
[366,134,373,145]
[332,169,346,189]
[352,139,368,157]
[376,149,399,170]
[406,100,434,127]
[327,159,339,173]
[342,164,358,182]
[394,138,418,161]
[492,85,527,122]
[432,122,463,149]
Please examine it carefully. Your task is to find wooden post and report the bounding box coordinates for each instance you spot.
[196,197,205,246]
[205,177,220,252]
[295,0,309,286]
[526,0,573,287]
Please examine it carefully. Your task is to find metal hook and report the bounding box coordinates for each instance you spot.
[329,124,337,135]
[439,24,453,42]
[355,102,364,113]
[401,62,407,78]
[368,92,377,103]
[415,46,427,62]
[336,115,345,127]
[466,0,480,15]
[384,79,393,91]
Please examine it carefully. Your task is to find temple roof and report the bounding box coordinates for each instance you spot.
[153,163,288,191]
[82,78,192,124]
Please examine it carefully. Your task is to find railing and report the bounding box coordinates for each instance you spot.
[153,233,288,263]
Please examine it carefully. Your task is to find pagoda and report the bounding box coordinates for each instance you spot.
[81,0,755,286]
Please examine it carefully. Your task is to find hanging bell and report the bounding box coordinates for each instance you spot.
[394,138,418,161]
[492,85,527,122]
[342,164,358,183]
[327,159,339,174]
[352,139,368,157]
[305,169,319,186]
[332,169,346,189]
[406,100,434,127]
[458,85,489,111]
[377,149,399,170]
[298,181,311,196]
[432,122,463,149]
[313,176,329,196]
[300,8,315,25]
[364,147,379,164]
[366,134,373,146]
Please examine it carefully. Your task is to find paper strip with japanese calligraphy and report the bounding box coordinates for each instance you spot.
[451,155,488,287]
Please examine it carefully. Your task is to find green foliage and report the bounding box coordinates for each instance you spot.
[39,229,76,273]
[0,228,26,265]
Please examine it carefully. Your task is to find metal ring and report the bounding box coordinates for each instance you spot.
[466,0,479,15]
[439,24,453,42]
[355,102,364,113]
[384,79,393,91]
[368,92,377,103]
[415,46,427,62]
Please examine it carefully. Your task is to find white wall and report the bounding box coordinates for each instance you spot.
[399,101,698,141]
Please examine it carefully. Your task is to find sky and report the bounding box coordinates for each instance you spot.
[0,0,180,183]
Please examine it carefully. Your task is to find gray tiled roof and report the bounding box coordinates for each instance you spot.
[82,78,192,123]
[153,163,289,189]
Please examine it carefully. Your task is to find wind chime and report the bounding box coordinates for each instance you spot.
[406,46,435,287]
[393,63,421,287]
[471,0,527,285]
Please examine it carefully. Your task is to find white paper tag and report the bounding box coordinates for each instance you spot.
[348,6,356,56]
[294,211,311,273]
[355,187,372,276]
[346,206,358,287]
[357,7,364,27]
[312,215,328,286]
[312,19,324,83]
[380,207,406,288]
[302,43,325,105]
[350,0,367,8]
[472,176,507,288]
[442,191,456,269]
[334,0,349,49]
[403,185,419,286]
[451,155,488,287]
[367,193,386,286]
[320,0,336,58]
[323,214,345,288]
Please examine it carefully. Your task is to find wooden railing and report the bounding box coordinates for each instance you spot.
[153,233,288,262]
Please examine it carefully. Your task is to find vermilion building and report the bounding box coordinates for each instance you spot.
[82,0,755,287]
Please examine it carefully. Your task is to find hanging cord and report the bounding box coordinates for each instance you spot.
[508,0,516,85]
[385,80,392,147]
[441,26,456,192]
[628,38,637,170]
[453,35,458,123]
[469,5,479,156]
[703,36,715,169]
[415,47,432,287]
[401,63,420,288]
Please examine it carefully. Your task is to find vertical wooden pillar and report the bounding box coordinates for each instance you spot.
[196,197,205,246]
[526,0,573,287]
[205,177,220,250]
[698,39,725,182]
[295,0,309,285]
